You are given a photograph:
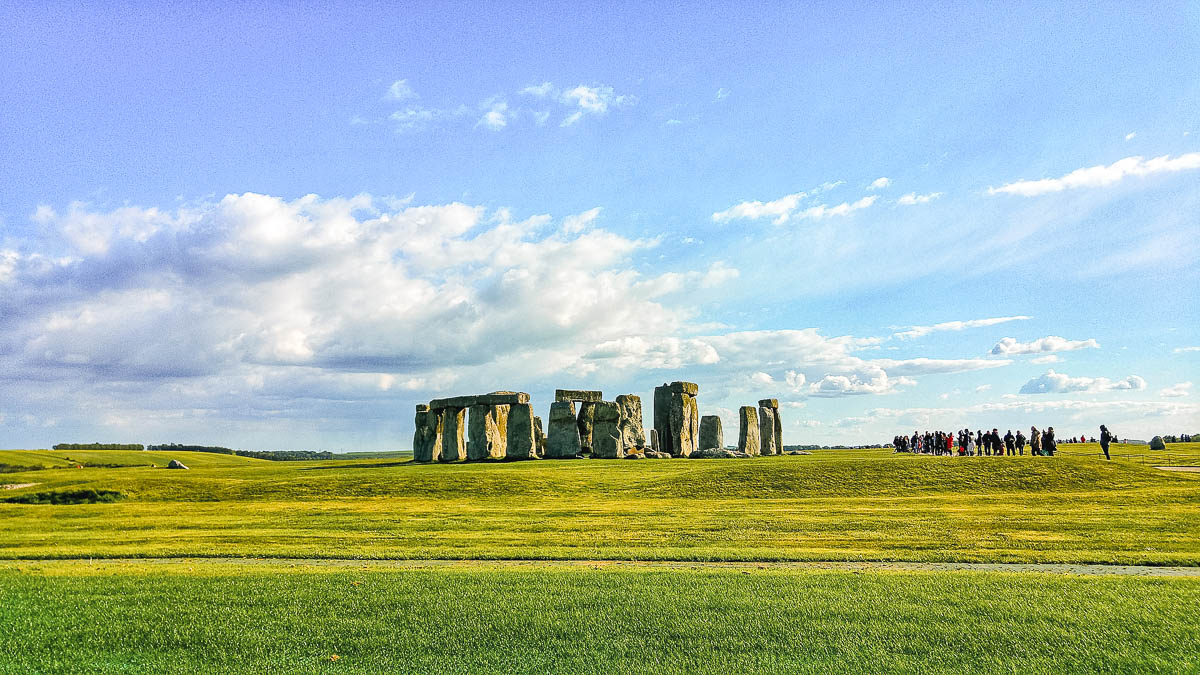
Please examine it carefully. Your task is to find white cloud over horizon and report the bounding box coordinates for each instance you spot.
[991,336,1100,355]
[988,152,1200,196]
[1019,369,1146,394]
[894,316,1030,340]
[712,191,876,225]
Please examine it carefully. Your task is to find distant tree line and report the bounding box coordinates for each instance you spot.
[147,443,333,461]
[53,443,144,451]
[1158,434,1197,443]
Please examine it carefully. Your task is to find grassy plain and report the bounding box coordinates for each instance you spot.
[2,445,1199,563]
[3,445,1199,672]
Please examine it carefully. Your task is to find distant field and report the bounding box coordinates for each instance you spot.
[2,444,1199,563]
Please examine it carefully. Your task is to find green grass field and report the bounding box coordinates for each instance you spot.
[3,444,1199,672]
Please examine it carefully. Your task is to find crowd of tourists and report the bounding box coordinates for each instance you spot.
[891,425,1117,459]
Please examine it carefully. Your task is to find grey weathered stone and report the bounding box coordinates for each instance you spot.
[439,407,466,462]
[649,428,659,452]
[759,405,778,456]
[654,382,700,457]
[413,406,443,463]
[429,391,529,410]
[758,398,779,409]
[624,453,644,459]
[506,403,537,460]
[167,459,189,469]
[415,403,429,412]
[738,406,760,456]
[577,401,596,454]
[533,415,545,457]
[556,389,603,403]
[591,400,625,459]
[644,450,671,459]
[616,394,646,450]
[467,404,508,461]
[773,407,783,453]
[546,401,582,459]
[786,450,812,456]
[689,448,749,459]
[699,415,723,451]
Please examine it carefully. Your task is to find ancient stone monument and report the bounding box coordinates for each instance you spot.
[506,402,538,460]
[546,400,582,458]
[591,400,625,459]
[699,414,723,451]
[413,403,443,463]
[616,394,646,452]
[758,398,780,456]
[429,392,530,462]
[533,415,546,457]
[653,381,699,457]
[467,403,509,461]
[556,389,602,455]
[738,406,760,456]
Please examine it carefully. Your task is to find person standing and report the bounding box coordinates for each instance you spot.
[1015,429,1026,455]
[1099,424,1113,460]
[1044,427,1057,456]
[1004,430,1015,456]
[965,430,976,456]
[1030,426,1041,456]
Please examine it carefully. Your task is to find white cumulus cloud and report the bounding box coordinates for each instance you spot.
[1160,382,1193,398]
[894,315,1030,340]
[869,177,891,190]
[897,191,943,205]
[991,336,1099,355]
[988,153,1200,196]
[1019,370,1146,394]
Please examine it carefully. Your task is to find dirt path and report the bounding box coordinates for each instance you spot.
[5,558,1198,576]
[0,483,38,490]
[1156,466,1200,473]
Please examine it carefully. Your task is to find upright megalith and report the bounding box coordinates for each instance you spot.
[439,407,467,462]
[468,404,509,461]
[699,415,723,451]
[533,415,546,457]
[413,404,442,463]
[546,401,582,458]
[616,394,646,451]
[738,406,761,456]
[758,399,780,456]
[506,403,537,460]
[650,428,660,452]
[654,381,700,457]
[577,402,597,454]
[592,400,625,459]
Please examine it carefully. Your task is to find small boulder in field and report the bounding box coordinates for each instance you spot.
[1149,436,1166,450]
[624,453,644,460]
[689,448,750,459]
[786,450,812,456]
[167,459,189,470]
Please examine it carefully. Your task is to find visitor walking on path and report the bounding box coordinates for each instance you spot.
[1100,424,1113,460]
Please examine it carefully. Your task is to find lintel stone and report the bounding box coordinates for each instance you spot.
[555,389,603,402]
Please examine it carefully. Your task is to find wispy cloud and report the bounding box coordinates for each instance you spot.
[1031,354,1061,364]
[1019,369,1145,394]
[893,315,1030,340]
[715,87,730,101]
[988,153,1200,196]
[386,79,417,101]
[1174,346,1200,353]
[1125,132,1137,141]
[869,177,890,190]
[560,84,632,126]
[897,191,942,205]
[1160,382,1192,398]
[991,336,1099,355]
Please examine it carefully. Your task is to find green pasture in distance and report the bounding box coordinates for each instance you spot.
[1,561,1198,674]
[1,444,1198,563]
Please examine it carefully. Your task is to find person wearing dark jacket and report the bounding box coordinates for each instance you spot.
[1004,430,1015,456]
[1100,424,1113,460]
[1015,430,1026,455]
[1043,427,1057,456]
[1030,426,1041,456]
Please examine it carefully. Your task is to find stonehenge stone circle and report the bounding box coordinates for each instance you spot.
[439,407,467,462]
[467,403,509,461]
[758,399,779,456]
[699,415,723,451]
[591,400,625,459]
[759,399,782,453]
[654,381,700,457]
[555,389,603,403]
[650,428,660,452]
[506,402,537,460]
[546,400,582,458]
[738,406,761,456]
[413,404,443,463]
[615,394,646,451]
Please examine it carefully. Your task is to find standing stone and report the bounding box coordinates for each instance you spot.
[739,406,761,456]
[650,428,660,452]
[616,394,646,451]
[413,404,442,463]
[592,400,625,459]
[533,415,546,457]
[440,407,466,462]
[654,382,700,457]
[699,415,723,451]
[546,401,582,459]
[759,406,778,456]
[506,403,537,460]
[468,404,508,461]
[577,402,597,454]
[774,409,783,452]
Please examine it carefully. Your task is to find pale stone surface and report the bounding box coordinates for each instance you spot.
[616,394,646,450]
[429,391,528,410]
[689,448,750,459]
[699,415,723,451]
[546,401,582,459]
[644,450,672,459]
[413,408,443,463]
[555,389,603,402]
[467,404,508,461]
[506,403,537,460]
[167,459,189,469]
[738,406,760,456]
[577,401,596,453]
[440,407,466,462]
[759,406,778,456]
[654,382,700,457]
[591,400,625,459]
[533,415,546,457]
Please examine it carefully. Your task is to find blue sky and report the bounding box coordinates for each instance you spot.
[1,2,1198,449]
